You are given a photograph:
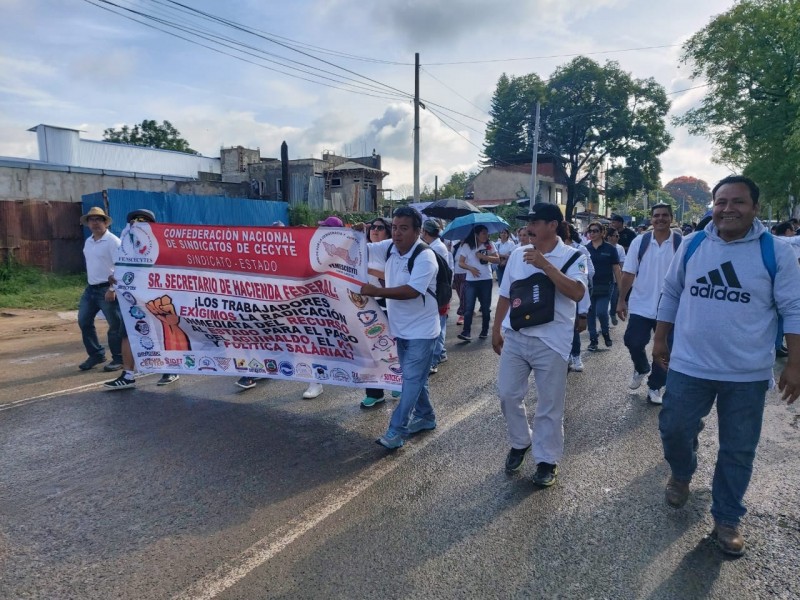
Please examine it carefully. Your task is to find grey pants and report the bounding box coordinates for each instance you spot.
[497,329,568,465]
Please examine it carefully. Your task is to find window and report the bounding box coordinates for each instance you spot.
[276,178,282,192]
[331,177,342,187]
[556,189,563,205]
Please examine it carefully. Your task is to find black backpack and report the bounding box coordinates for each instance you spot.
[386,242,453,308]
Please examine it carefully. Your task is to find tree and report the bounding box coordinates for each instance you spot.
[103,119,198,155]
[482,73,546,166]
[482,57,672,219]
[438,170,478,199]
[675,0,800,214]
[664,176,711,222]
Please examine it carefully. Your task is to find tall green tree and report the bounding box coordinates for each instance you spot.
[482,73,545,166]
[103,119,198,155]
[675,0,800,213]
[482,57,672,219]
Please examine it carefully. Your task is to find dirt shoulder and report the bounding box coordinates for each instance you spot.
[0,308,78,343]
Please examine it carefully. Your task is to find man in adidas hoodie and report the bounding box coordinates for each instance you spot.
[653,175,800,556]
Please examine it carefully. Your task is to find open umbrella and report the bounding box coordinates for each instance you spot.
[422,197,482,220]
[441,212,511,241]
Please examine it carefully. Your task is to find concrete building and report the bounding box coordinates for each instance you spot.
[470,156,570,209]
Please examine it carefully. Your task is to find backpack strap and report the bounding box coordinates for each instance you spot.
[637,232,653,264]
[672,231,682,252]
[760,232,777,282]
[560,249,581,274]
[682,230,706,268]
[406,241,429,273]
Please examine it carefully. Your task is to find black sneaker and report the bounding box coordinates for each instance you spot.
[505,445,531,473]
[235,376,257,390]
[479,331,489,339]
[532,462,558,487]
[610,315,619,326]
[457,332,472,342]
[79,354,106,371]
[776,344,789,358]
[587,341,599,352]
[603,333,612,348]
[157,374,179,386]
[103,360,124,372]
[103,374,136,390]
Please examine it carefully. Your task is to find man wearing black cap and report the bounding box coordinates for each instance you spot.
[610,215,637,252]
[104,209,179,389]
[492,203,588,487]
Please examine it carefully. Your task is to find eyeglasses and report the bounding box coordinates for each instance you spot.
[587,229,601,233]
[370,224,386,231]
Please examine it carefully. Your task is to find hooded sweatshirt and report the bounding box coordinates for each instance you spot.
[658,219,800,382]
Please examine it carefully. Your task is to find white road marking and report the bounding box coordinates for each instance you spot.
[9,353,63,365]
[172,399,489,600]
[0,373,157,412]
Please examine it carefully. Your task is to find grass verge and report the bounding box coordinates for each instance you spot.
[0,261,84,311]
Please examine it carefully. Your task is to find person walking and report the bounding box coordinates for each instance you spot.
[103,209,180,389]
[654,175,800,556]
[584,221,621,351]
[616,203,682,405]
[77,207,124,372]
[495,228,517,286]
[360,216,394,407]
[492,204,588,487]
[558,223,592,373]
[456,225,499,341]
[609,215,637,252]
[421,219,454,374]
[360,206,440,450]
[605,229,626,326]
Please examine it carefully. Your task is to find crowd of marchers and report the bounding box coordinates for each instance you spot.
[75,175,800,559]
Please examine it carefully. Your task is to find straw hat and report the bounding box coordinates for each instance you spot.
[80,206,112,226]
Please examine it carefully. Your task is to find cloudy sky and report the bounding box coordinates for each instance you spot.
[0,0,737,196]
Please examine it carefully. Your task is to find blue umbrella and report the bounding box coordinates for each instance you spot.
[441,212,511,241]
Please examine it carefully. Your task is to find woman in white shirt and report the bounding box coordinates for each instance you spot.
[456,225,499,342]
[494,228,517,286]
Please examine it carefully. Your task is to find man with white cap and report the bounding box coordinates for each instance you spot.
[77,206,124,372]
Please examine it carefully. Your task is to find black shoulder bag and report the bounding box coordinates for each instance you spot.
[508,251,581,331]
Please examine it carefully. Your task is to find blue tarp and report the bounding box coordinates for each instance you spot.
[81,189,289,237]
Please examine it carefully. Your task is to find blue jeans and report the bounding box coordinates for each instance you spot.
[389,338,437,435]
[659,369,768,526]
[78,284,123,362]
[623,313,671,391]
[462,279,492,336]
[432,313,448,366]
[587,294,610,342]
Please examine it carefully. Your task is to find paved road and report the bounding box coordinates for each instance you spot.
[1,309,798,599]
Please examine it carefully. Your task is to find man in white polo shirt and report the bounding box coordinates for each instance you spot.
[360,206,440,450]
[492,203,587,487]
[616,202,682,405]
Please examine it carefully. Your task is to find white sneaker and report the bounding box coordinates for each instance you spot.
[629,370,647,390]
[647,387,663,405]
[567,355,575,371]
[571,355,584,372]
[302,382,324,399]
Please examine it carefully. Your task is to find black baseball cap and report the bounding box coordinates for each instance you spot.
[126,209,156,223]
[517,203,563,223]
[611,214,624,223]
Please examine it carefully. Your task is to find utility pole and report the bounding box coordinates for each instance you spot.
[414,52,421,202]
[434,175,438,201]
[528,102,541,213]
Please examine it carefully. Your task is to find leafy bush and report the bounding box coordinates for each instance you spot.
[0,258,84,310]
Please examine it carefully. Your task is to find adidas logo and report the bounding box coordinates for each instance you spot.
[690,261,751,303]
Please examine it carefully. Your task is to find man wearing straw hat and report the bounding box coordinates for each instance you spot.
[77,206,124,372]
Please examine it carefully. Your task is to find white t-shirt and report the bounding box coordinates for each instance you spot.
[622,233,680,319]
[496,239,518,261]
[457,241,496,281]
[499,238,588,359]
[429,237,454,274]
[368,238,441,339]
[83,230,121,285]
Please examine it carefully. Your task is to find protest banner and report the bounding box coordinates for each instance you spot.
[114,223,401,390]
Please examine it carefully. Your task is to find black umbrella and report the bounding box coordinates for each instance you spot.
[422,197,482,220]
